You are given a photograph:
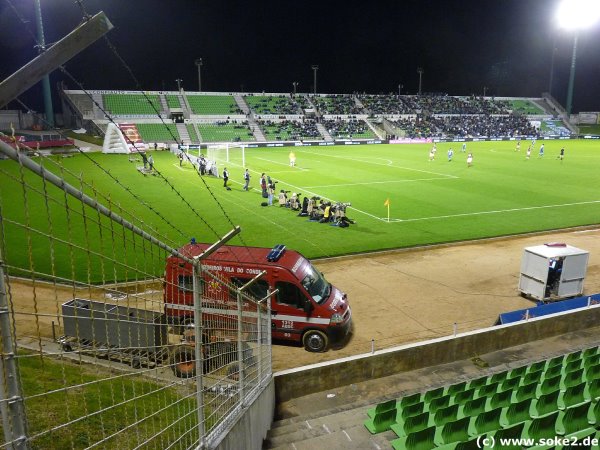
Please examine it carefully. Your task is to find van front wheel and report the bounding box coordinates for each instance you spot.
[303,330,328,352]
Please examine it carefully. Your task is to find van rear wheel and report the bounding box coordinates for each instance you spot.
[303,330,328,352]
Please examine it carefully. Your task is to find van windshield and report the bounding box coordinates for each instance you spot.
[301,265,330,304]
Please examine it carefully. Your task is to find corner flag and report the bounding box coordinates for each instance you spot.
[384,198,390,222]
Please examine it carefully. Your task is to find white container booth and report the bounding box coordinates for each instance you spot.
[519,243,589,302]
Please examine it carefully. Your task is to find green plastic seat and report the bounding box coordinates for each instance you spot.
[537,375,562,397]
[543,365,563,380]
[585,378,600,401]
[583,353,600,369]
[564,360,583,375]
[453,388,476,405]
[585,363,600,382]
[491,422,526,450]
[434,437,480,450]
[489,371,508,384]
[391,425,436,450]
[522,410,560,441]
[430,404,459,427]
[546,355,565,370]
[400,392,423,409]
[366,398,396,418]
[556,401,595,439]
[476,382,499,399]
[532,390,560,418]
[467,406,502,436]
[562,368,584,390]
[582,346,599,360]
[424,387,445,403]
[467,376,487,390]
[446,381,467,397]
[434,416,471,446]
[559,382,588,410]
[500,398,533,427]
[500,377,520,392]
[588,400,600,425]
[528,361,546,374]
[507,366,527,380]
[521,370,543,387]
[488,389,513,410]
[428,394,451,413]
[460,396,486,419]
[513,381,538,403]
[397,401,426,425]
[391,411,430,438]
[565,350,583,364]
[364,407,397,434]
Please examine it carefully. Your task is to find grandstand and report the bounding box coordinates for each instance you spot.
[103,93,162,116]
[312,94,364,115]
[322,118,376,139]
[244,95,301,115]
[135,123,180,142]
[186,94,242,115]
[197,121,255,142]
[260,119,321,141]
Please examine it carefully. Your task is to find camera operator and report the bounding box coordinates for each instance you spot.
[267,180,276,206]
[278,190,288,207]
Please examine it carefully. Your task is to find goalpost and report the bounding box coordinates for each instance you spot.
[205,143,246,168]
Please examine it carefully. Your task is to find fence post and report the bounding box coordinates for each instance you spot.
[236,290,245,406]
[453,322,457,337]
[257,299,262,387]
[193,263,206,447]
[0,256,29,449]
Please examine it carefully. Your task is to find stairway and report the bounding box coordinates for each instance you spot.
[354,96,366,111]
[176,123,190,145]
[364,118,385,139]
[91,93,105,119]
[234,94,251,115]
[159,94,169,115]
[249,121,266,142]
[316,122,333,141]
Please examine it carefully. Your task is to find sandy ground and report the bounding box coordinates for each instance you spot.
[6,227,600,372]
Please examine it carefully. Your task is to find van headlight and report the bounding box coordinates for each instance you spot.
[330,313,343,324]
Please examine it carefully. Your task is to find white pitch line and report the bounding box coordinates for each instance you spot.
[303,150,457,179]
[342,430,352,441]
[305,177,452,189]
[322,424,331,434]
[384,199,600,223]
[255,156,308,171]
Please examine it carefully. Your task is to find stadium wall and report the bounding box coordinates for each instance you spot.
[274,303,600,402]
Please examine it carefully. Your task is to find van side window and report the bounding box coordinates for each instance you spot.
[231,278,269,300]
[178,275,194,292]
[275,281,306,309]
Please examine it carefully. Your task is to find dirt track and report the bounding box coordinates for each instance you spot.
[7,227,600,372]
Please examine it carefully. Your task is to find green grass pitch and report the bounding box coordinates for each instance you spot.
[1,139,599,282]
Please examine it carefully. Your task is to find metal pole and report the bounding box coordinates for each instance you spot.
[549,36,557,96]
[33,0,54,127]
[398,84,403,96]
[311,65,319,95]
[195,58,203,92]
[566,33,579,116]
[236,290,245,405]
[417,68,424,96]
[175,78,183,92]
[483,86,487,97]
[192,264,205,445]
[292,82,298,95]
[256,297,262,386]
[0,254,29,449]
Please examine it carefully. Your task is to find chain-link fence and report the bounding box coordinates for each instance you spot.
[0,142,271,449]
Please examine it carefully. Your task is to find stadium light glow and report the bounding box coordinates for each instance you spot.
[555,0,600,115]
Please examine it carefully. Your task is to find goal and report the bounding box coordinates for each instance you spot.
[205,143,246,168]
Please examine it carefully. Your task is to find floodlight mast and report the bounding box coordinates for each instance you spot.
[417,67,424,96]
[195,58,203,92]
[311,65,319,94]
[555,0,600,115]
[34,0,54,128]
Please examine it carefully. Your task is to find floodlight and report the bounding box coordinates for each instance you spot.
[556,0,600,30]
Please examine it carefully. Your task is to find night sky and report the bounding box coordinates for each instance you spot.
[1,0,600,113]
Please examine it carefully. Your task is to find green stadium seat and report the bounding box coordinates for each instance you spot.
[546,355,565,370]
[397,402,426,427]
[532,390,560,418]
[364,408,397,434]
[500,377,520,391]
[430,404,459,427]
[446,381,467,396]
[559,382,588,410]
[585,378,600,401]
[434,417,471,447]
[513,381,538,403]
[585,363,600,382]
[528,361,547,374]
[521,370,543,387]
[467,407,502,436]
[522,411,560,441]
[400,393,422,408]
[467,376,487,390]
[507,366,527,380]
[488,389,513,410]
[582,347,599,360]
[423,387,444,402]
[537,375,562,397]
[391,425,436,450]
[460,396,487,419]
[562,369,584,390]
[476,382,500,399]
[366,398,396,418]
[490,422,525,450]
[500,398,533,427]
[583,354,600,369]
[565,351,583,364]
[391,411,430,438]
[453,388,476,405]
[564,360,583,374]
[434,437,480,450]
[489,371,508,384]
[428,395,451,414]
[544,365,564,380]
[556,401,595,439]
[588,400,600,425]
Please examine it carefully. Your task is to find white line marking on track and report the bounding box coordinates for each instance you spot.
[305,420,312,429]
[371,442,382,450]
[342,430,352,441]
[322,424,331,434]
[291,443,297,450]
[573,228,600,234]
[255,157,307,171]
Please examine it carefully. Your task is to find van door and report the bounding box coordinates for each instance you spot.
[271,280,313,342]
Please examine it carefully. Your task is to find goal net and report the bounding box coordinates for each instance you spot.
[205,143,246,168]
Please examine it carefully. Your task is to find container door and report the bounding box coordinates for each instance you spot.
[558,253,589,297]
[519,251,548,300]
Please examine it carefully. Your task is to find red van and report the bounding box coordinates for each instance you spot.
[164,243,352,352]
